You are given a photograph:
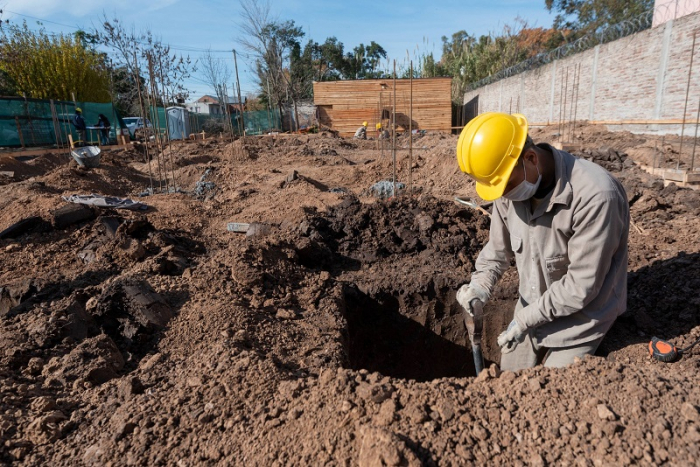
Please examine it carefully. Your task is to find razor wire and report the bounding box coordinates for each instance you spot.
[467,7,666,91]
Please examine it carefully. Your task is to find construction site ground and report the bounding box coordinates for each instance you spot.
[1,124,700,466]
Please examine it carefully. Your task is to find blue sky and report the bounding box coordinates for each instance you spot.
[2,0,554,101]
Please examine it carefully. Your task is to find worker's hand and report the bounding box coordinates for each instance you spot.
[497,320,527,353]
[456,283,489,316]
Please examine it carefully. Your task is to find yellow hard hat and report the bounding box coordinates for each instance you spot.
[75,107,82,113]
[362,121,368,127]
[375,123,382,130]
[456,112,529,201]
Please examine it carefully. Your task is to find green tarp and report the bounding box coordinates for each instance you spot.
[0,97,123,148]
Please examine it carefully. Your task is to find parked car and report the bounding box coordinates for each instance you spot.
[123,117,153,138]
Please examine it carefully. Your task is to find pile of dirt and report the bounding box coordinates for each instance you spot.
[1,125,700,464]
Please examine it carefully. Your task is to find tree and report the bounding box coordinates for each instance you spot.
[420,20,564,104]
[200,48,232,111]
[0,22,110,101]
[93,15,195,115]
[545,0,653,39]
[238,0,306,129]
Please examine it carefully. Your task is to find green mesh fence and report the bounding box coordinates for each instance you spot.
[244,109,281,135]
[186,108,281,136]
[0,97,124,148]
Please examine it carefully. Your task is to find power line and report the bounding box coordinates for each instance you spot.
[4,9,246,55]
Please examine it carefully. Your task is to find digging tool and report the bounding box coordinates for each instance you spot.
[464,299,485,376]
[454,197,491,217]
[649,335,700,362]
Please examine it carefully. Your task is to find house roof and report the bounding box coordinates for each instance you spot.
[194,95,244,104]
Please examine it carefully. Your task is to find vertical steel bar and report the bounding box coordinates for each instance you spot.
[572,63,581,143]
[558,67,565,143]
[133,50,154,193]
[147,54,165,192]
[563,67,569,143]
[409,61,413,195]
[392,60,397,197]
[157,55,178,190]
[691,93,700,170]
[678,31,697,169]
[233,50,245,143]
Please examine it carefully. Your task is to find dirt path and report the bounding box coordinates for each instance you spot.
[1,126,699,465]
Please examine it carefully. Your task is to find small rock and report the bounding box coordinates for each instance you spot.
[487,364,501,378]
[406,404,428,424]
[341,400,354,413]
[30,396,56,413]
[276,308,300,320]
[5,244,21,252]
[26,357,44,376]
[436,400,455,422]
[118,376,145,400]
[597,404,617,421]
[368,384,393,404]
[472,422,489,441]
[377,399,397,426]
[528,378,542,392]
[681,402,699,422]
[113,421,137,441]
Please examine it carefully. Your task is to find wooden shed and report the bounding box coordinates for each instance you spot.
[313,77,452,137]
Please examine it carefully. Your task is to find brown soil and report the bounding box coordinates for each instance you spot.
[1,126,700,465]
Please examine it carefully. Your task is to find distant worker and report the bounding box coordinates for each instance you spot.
[95,114,111,146]
[354,121,368,139]
[376,122,390,140]
[455,112,629,372]
[72,107,87,146]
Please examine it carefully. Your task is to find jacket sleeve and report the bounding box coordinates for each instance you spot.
[469,200,514,296]
[516,190,628,329]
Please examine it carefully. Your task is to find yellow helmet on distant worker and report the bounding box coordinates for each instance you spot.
[362,121,368,127]
[456,112,529,201]
[75,107,82,113]
[375,123,382,130]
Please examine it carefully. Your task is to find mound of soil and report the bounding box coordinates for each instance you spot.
[1,125,700,465]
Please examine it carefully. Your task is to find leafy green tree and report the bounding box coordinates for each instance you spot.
[0,22,110,101]
[545,0,654,39]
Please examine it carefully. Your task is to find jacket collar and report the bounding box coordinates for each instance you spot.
[525,144,573,219]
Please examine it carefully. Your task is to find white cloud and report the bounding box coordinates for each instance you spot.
[3,0,181,20]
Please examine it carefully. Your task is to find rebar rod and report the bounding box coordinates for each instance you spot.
[133,50,154,193]
[409,60,413,196]
[148,54,167,192]
[678,31,697,170]
[558,67,565,142]
[691,92,700,171]
[563,66,569,143]
[572,63,581,142]
[157,55,178,190]
[233,50,245,143]
[568,64,576,142]
[392,60,397,197]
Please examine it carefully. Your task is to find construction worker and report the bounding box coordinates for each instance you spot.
[455,112,629,371]
[354,121,368,139]
[376,122,390,140]
[72,107,87,146]
[95,114,111,146]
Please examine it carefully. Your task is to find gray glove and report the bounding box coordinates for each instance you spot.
[456,283,490,316]
[497,319,527,353]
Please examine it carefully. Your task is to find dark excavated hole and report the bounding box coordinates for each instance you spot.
[341,284,483,381]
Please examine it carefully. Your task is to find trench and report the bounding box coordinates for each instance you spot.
[341,284,480,381]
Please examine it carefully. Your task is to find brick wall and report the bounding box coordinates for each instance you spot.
[463,11,700,134]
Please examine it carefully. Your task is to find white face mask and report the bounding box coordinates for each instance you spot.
[503,160,541,201]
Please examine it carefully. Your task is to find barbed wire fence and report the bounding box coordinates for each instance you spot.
[467,1,695,91]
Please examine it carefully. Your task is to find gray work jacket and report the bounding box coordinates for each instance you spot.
[470,145,629,347]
